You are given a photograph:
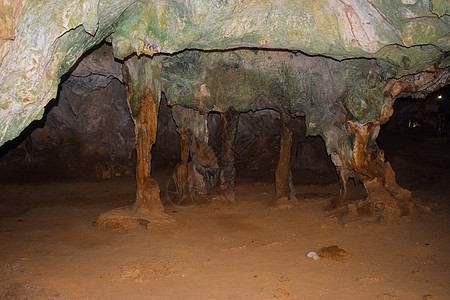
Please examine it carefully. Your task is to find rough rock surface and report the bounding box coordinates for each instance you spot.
[0,43,135,180]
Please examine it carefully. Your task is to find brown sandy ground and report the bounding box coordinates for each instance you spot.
[0,136,449,300]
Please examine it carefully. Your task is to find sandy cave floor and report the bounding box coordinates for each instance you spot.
[0,136,450,300]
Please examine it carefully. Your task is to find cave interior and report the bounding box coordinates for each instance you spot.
[0,1,450,298]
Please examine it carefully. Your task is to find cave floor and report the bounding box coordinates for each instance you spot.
[0,136,450,299]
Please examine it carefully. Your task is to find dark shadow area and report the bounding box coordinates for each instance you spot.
[378,85,450,204]
[0,98,67,183]
[0,43,133,183]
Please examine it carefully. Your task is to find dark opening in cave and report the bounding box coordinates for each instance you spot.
[378,85,450,191]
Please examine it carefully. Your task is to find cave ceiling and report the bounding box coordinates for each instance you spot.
[0,0,449,146]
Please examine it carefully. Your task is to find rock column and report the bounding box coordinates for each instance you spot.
[96,56,169,230]
[219,107,239,200]
[345,121,416,222]
[324,119,428,222]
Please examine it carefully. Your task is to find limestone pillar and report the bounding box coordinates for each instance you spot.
[95,55,169,230]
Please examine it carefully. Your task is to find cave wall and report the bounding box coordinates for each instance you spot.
[0,77,135,181]
[0,44,135,180]
[230,110,336,184]
[151,94,180,170]
[48,77,134,179]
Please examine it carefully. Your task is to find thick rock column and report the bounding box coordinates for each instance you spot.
[219,107,239,200]
[274,113,296,205]
[133,88,164,215]
[331,120,427,222]
[95,55,169,230]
